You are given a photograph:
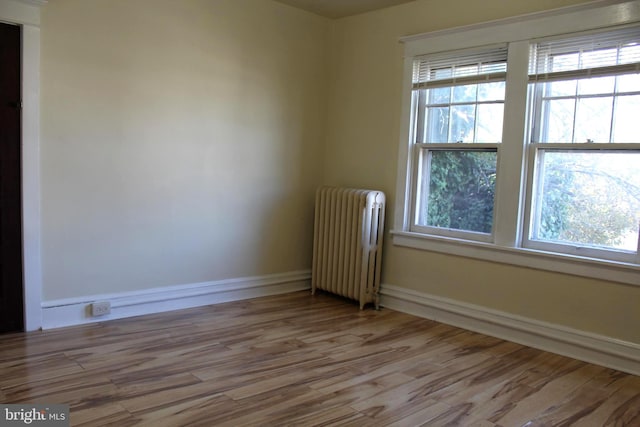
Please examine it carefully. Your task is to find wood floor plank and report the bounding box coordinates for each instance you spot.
[0,352,85,388]
[574,375,640,426]
[2,370,119,406]
[281,405,367,427]
[111,372,203,397]
[133,393,235,427]
[381,399,451,427]
[70,402,139,427]
[215,385,340,427]
[0,290,638,426]
[491,362,607,426]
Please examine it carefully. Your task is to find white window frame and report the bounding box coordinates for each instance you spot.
[393,0,640,287]
[409,46,507,242]
[522,29,640,263]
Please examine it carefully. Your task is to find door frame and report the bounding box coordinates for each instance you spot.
[1,0,45,331]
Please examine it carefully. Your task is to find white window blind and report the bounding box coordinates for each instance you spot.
[529,25,640,83]
[412,45,508,90]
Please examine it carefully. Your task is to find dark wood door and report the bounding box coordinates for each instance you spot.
[0,22,24,333]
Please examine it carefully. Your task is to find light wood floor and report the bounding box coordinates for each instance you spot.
[1,291,639,426]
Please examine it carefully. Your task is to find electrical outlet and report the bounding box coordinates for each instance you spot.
[91,301,111,316]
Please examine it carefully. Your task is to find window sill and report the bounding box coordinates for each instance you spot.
[391,230,640,287]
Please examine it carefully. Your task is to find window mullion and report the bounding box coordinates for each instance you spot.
[493,40,531,247]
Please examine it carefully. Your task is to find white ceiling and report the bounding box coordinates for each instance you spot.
[274,0,418,19]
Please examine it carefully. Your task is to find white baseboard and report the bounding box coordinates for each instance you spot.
[380,284,640,376]
[41,270,311,330]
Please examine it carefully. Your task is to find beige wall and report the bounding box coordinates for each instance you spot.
[324,0,640,344]
[39,0,640,344]
[40,0,328,300]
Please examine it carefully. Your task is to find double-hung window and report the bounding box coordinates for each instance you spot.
[410,47,507,242]
[394,2,640,283]
[524,27,640,263]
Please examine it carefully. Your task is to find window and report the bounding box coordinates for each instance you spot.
[525,27,640,263]
[410,47,506,241]
[394,2,640,284]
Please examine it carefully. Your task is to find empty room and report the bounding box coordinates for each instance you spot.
[1,0,639,425]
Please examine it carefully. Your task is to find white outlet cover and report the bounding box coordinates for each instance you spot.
[91,301,111,316]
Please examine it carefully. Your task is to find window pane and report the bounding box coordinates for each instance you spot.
[535,73,640,144]
[574,97,613,142]
[533,151,640,252]
[577,76,615,95]
[545,80,576,97]
[453,84,477,103]
[476,104,504,142]
[418,150,496,233]
[450,105,476,142]
[541,99,575,142]
[613,95,640,142]
[616,73,640,92]
[426,107,450,142]
[428,87,451,104]
[478,82,505,101]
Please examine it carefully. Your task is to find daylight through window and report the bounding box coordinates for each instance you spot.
[399,20,640,269]
[411,47,507,240]
[525,26,640,262]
